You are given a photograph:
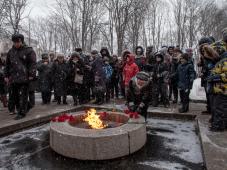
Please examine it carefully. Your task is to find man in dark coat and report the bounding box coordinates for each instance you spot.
[127,71,151,120]
[90,50,106,105]
[152,52,170,107]
[37,53,52,104]
[75,47,92,103]
[5,34,37,120]
[177,53,196,113]
[0,58,7,107]
[51,53,68,105]
[146,46,155,65]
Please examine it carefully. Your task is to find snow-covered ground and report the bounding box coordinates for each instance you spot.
[141,118,203,170]
[0,119,204,170]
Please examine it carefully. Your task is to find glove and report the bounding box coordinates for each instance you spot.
[139,102,145,108]
[136,107,142,114]
[128,102,136,112]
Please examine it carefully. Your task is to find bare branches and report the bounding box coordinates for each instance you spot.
[9,0,227,55]
[6,0,28,34]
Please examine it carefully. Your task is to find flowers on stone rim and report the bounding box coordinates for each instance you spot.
[124,109,139,119]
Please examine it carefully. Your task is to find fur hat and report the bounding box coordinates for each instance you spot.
[135,46,144,55]
[198,37,212,46]
[41,53,49,59]
[222,27,227,42]
[57,53,65,58]
[11,34,24,43]
[71,51,80,58]
[75,48,82,53]
[155,52,164,62]
[136,71,150,81]
[91,50,98,55]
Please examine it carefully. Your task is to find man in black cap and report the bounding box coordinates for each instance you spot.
[126,71,151,120]
[5,34,37,120]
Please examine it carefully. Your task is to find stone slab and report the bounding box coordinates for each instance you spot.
[197,115,227,170]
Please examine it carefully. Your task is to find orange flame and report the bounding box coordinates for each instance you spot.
[84,109,107,129]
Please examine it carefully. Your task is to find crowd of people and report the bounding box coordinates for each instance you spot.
[0,29,226,131]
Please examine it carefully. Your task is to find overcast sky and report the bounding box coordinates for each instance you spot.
[27,0,224,19]
[27,0,55,18]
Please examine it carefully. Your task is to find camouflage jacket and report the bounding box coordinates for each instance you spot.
[208,57,227,95]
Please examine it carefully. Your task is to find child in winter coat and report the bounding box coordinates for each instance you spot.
[176,53,196,113]
[103,57,113,102]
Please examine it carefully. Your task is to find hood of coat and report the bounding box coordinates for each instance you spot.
[126,54,135,65]
[100,47,111,58]
[121,50,131,62]
[155,52,164,63]
[135,46,144,56]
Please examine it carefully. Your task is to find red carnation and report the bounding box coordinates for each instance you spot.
[51,117,57,122]
[69,115,76,122]
[124,109,130,114]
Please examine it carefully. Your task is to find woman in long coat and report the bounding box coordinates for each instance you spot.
[52,54,68,104]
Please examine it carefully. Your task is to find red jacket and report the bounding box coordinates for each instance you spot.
[123,54,139,86]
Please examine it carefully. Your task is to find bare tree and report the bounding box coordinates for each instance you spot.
[110,0,134,55]
[0,0,8,38]
[6,0,28,34]
[126,0,149,51]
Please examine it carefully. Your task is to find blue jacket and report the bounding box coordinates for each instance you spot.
[177,62,196,90]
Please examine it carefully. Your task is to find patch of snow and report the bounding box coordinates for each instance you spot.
[190,78,206,101]
[0,124,49,144]
[147,118,203,164]
[138,161,191,170]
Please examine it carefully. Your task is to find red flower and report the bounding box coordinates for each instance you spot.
[51,113,75,122]
[69,115,76,122]
[51,117,57,122]
[124,110,139,119]
[124,109,130,114]
[99,112,107,119]
[132,112,139,119]
[58,116,66,122]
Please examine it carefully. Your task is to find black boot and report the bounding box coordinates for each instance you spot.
[179,104,187,113]
[57,96,61,105]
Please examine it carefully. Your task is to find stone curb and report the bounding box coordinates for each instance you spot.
[0,106,84,137]
[196,115,227,170]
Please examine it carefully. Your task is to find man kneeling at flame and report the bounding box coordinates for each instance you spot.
[126,72,152,120]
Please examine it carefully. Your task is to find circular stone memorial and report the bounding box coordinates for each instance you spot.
[50,110,146,160]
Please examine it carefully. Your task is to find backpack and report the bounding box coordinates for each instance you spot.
[103,64,113,80]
